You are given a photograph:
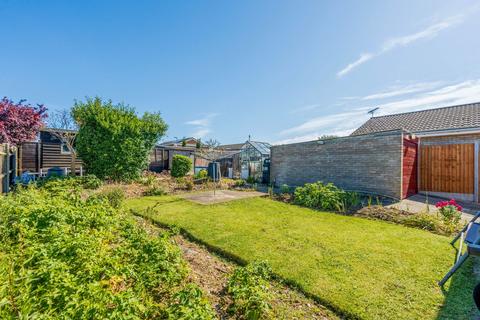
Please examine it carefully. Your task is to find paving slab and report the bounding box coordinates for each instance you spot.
[387,194,480,221]
[180,190,267,205]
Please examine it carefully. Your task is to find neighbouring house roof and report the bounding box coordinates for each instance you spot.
[159,137,197,146]
[351,102,480,136]
[219,143,244,151]
[243,140,271,156]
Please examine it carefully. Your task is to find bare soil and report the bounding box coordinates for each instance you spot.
[135,216,338,319]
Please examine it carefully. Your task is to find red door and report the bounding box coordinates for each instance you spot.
[402,138,418,199]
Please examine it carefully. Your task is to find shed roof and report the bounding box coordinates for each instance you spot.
[351,102,480,136]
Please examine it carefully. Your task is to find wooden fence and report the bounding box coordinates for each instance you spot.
[0,144,17,194]
[419,144,474,194]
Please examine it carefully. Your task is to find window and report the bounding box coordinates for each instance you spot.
[61,143,72,154]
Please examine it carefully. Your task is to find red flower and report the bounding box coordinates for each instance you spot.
[435,199,462,212]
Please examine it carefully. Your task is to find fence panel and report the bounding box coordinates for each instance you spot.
[419,144,474,194]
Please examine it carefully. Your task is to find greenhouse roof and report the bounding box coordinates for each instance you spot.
[244,141,271,155]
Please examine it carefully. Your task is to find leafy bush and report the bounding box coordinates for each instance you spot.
[95,187,125,208]
[280,184,290,194]
[144,185,166,196]
[227,261,272,319]
[72,97,168,181]
[139,173,157,187]
[185,180,194,191]
[246,176,257,184]
[403,213,443,233]
[234,179,246,187]
[81,174,103,189]
[171,155,192,178]
[293,181,358,212]
[165,284,215,319]
[0,186,196,319]
[195,169,208,179]
[436,199,463,234]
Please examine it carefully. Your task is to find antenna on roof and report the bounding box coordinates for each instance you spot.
[368,107,379,118]
[248,134,251,141]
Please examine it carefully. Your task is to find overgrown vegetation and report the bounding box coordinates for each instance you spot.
[356,205,464,236]
[72,97,168,181]
[227,262,272,319]
[171,155,192,178]
[0,183,214,319]
[293,181,359,212]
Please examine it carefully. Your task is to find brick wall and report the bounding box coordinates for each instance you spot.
[270,130,404,199]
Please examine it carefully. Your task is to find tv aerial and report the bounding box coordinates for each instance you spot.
[367,107,379,118]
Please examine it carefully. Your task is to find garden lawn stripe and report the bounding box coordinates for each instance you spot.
[127,196,475,320]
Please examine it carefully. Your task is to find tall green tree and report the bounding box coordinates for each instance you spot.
[72,97,167,181]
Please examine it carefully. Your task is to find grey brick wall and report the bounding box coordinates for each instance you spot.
[270,130,404,199]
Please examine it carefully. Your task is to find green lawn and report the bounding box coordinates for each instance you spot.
[126,196,475,320]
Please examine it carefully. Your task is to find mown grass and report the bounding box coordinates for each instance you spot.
[126,195,475,320]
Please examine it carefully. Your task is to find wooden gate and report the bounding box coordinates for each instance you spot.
[402,138,418,198]
[419,144,474,196]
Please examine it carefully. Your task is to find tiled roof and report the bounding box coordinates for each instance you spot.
[351,102,480,136]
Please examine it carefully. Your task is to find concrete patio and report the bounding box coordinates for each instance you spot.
[180,190,267,205]
[387,194,480,221]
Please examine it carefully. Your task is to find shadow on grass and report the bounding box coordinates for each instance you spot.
[132,207,361,320]
[437,256,478,320]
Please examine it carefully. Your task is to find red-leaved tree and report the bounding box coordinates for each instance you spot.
[0,97,47,145]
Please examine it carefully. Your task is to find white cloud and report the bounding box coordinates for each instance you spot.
[280,110,368,136]
[337,14,465,77]
[375,79,480,115]
[277,79,480,144]
[361,81,443,100]
[337,53,373,78]
[185,113,218,138]
[381,15,463,52]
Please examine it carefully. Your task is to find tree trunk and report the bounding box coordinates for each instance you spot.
[70,151,76,176]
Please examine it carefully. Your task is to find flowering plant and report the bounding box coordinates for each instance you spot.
[435,199,462,233]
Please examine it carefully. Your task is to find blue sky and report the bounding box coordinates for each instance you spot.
[1,0,480,144]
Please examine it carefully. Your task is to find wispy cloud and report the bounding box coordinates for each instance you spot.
[337,53,374,78]
[277,79,480,144]
[185,113,218,138]
[375,79,480,115]
[337,14,465,77]
[361,81,443,100]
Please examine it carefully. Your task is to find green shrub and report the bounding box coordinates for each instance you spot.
[280,184,290,194]
[403,213,442,233]
[95,187,125,208]
[246,176,257,184]
[171,155,192,178]
[0,186,194,319]
[293,181,358,212]
[165,284,215,319]
[139,173,157,187]
[72,97,168,181]
[195,169,208,179]
[144,185,167,196]
[227,261,272,319]
[234,179,246,187]
[81,174,103,189]
[185,180,194,191]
